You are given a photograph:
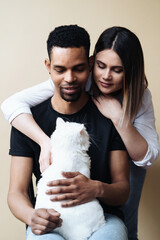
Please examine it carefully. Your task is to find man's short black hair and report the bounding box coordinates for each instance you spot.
[47,25,90,60]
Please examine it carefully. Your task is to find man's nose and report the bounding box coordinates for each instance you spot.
[64,71,75,83]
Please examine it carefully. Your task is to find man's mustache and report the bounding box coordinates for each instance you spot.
[60,83,80,88]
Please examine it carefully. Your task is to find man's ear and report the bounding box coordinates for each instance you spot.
[89,56,94,72]
[45,59,51,73]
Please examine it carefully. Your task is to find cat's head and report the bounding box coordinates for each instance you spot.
[51,117,90,151]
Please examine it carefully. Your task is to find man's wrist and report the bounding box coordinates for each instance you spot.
[25,208,35,226]
[94,180,104,198]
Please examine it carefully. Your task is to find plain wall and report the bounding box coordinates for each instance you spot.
[0,0,159,239]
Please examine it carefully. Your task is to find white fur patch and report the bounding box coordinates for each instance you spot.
[35,117,105,240]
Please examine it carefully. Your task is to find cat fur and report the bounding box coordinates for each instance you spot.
[35,117,105,240]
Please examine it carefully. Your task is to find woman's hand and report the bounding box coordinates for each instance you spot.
[93,96,148,162]
[39,137,52,173]
[92,95,122,125]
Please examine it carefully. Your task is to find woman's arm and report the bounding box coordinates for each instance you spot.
[93,89,159,168]
[12,114,52,172]
[1,78,54,172]
[1,77,91,172]
[131,88,159,167]
[1,78,54,123]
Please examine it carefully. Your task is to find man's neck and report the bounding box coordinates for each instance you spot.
[51,92,89,115]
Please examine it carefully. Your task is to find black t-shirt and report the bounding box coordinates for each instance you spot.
[9,97,126,218]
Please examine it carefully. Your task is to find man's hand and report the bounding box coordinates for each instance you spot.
[31,208,62,235]
[46,172,100,207]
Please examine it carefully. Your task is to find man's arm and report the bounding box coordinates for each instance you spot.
[46,150,129,207]
[8,156,62,235]
[98,150,130,205]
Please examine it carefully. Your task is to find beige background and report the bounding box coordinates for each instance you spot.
[0,0,159,239]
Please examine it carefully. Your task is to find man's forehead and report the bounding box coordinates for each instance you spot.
[51,46,86,52]
[50,46,88,63]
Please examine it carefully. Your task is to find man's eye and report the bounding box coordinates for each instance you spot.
[75,68,85,72]
[55,69,64,73]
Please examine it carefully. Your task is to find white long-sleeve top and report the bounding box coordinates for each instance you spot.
[1,77,159,168]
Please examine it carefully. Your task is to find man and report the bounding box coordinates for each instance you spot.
[8,25,129,240]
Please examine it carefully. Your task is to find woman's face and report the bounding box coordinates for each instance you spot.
[93,49,124,95]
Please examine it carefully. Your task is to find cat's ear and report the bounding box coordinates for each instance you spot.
[56,117,65,127]
[80,124,85,134]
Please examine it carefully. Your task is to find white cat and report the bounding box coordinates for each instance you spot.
[35,117,105,240]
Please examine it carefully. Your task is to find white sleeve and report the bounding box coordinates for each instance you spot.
[1,78,54,123]
[132,88,159,168]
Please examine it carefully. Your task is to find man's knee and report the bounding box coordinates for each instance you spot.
[89,214,128,240]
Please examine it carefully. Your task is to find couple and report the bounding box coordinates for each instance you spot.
[2,25,159,240]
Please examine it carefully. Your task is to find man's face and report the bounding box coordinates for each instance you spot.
[45,47,90,102]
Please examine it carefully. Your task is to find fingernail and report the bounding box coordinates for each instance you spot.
[50,196,55,201]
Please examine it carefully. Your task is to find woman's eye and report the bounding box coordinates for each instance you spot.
[97,63,105,69]
[114,68,123,73]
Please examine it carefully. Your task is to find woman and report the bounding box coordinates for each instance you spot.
[1,26,159,240]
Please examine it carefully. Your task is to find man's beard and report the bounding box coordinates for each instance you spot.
[59,83,82,102]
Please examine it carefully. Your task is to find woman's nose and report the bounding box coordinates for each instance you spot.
[103,69,112,80]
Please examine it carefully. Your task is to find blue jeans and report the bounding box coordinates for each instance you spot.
[121,160,146,240]
[26,213,128,240]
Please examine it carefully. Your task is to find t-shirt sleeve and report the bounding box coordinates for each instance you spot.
[9,126,34,157]
[109,125,126,151]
